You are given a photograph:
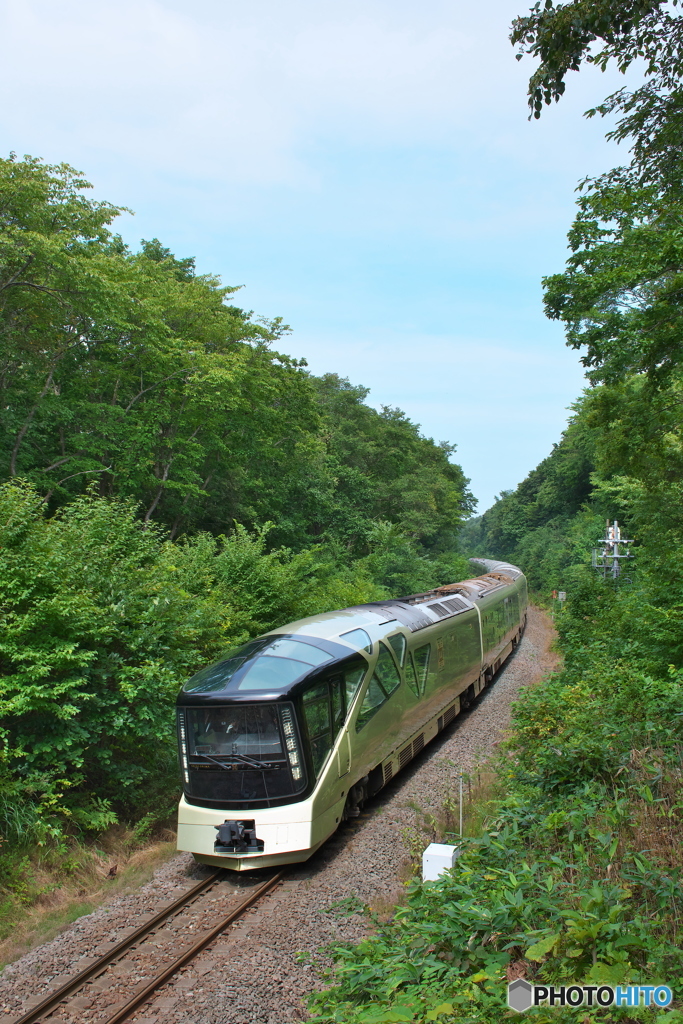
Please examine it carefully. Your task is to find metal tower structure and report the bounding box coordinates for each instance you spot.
[592,520,634,579]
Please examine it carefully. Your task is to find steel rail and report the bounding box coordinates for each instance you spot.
[101,871,284,1024]
[14,869,224,1024]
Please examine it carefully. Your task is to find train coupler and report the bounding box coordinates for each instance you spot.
[214,819,264,853]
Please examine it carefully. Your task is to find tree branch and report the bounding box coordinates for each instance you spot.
[43,455,75,472]
[142,426,203,523]
[0,255,35,294]
[42,466,111,504]
[124,370,190,412]
[1,280,62,297]
[144,460,173,522]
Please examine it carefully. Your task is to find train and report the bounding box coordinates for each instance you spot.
[175,558,527,871]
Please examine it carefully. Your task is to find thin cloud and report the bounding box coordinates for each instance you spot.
[0,0,622,509]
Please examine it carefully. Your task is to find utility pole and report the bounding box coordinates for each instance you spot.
[592,520,634,579]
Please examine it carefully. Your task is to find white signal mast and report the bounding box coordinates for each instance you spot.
[592,519,634,579]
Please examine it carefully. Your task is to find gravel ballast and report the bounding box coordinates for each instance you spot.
[0,606,558,1024]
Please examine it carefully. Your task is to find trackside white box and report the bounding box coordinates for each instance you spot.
[422,842,461,881]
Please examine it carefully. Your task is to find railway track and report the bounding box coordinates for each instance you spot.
[15,869,284,1024]
[1,612,552,1024]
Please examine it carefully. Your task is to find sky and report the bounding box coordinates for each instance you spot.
[0,0,630,512]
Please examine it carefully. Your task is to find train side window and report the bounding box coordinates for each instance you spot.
[405,655,420,697]
[330,674,345,730]
[302,684,333,777]
[387,633,406,667]
[344,665,366,707]
[413,644,431,694]
[339,628,372,654]
[356,643,401,731]
[374,642,401,695]
[356,675,388,730]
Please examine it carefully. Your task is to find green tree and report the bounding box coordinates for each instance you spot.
[511,0,681,135]
[512,0,683,383]
[542,177,683,385]
[510,0,683,559]
[0,155,478,843]
[0,155,325,539]
[313,374,475,554]
[471,405,597,587]
[0,156,475,554]
[0,481,383,834]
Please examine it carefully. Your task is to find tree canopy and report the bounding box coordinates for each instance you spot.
[511,0,683,506]
[511,0,682,132]
[0,154,473,550]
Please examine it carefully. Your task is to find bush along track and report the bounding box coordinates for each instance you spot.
[308,600,683,1023]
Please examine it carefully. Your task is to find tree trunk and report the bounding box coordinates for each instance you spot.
[10,367,55,476]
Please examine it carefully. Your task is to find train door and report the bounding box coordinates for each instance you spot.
[300,659,365,785]
[338,727,351,778]
[449,610,482,688]
[348,639,405,780]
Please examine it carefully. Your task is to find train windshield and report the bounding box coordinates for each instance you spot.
[188,705,284,758]
[182,637,332,694]
[179,703,307,807]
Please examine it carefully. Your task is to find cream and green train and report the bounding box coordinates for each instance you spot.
[176,559,527,871]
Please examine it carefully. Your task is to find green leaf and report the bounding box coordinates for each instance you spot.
[585,962,627,985]
[525,933,561,960]
[425,1004,454,1021]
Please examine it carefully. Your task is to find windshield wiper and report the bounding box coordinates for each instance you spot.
[191,752,276,770]
[230,752,277,769]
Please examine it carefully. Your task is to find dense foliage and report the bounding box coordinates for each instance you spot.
[309,559,683,1023]
[468,0,683,595]
[0,480,385,839]
[461,402,600,591]
[309,430,683,1021]
[0,155,474,848]
[0,155,472,550]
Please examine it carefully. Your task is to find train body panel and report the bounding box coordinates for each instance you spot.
[176,559,527,870]
[177,790,345,870]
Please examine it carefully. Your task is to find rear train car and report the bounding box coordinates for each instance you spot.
[176,559,527,870]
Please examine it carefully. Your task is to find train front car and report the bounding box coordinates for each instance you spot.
[176,560,527,871]
[176,624,371,870]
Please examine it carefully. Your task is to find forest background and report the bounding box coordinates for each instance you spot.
[0,154,474,853]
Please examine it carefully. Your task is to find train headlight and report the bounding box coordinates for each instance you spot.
[279,705,303,782]
[177,710,190,785]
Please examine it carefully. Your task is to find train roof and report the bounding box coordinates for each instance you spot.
[266,559,525,648]
[178,559,525,704]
